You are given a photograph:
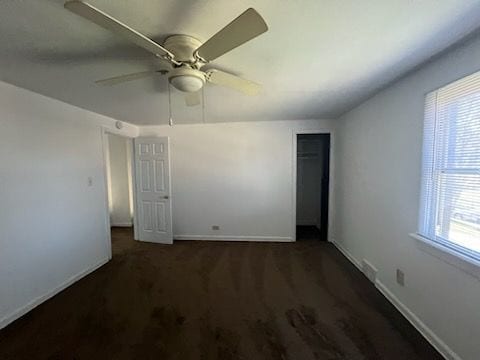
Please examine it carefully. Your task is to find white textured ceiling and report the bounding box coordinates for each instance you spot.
[1,0,480,125]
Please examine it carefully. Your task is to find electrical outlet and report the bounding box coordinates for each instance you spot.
[212,225,220,230]
[396,269,405,286]
[362,259,378,284]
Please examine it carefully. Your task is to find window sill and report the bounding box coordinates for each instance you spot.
[409,233,480,280]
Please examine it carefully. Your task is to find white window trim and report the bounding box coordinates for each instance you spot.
[416,70,480,276]
[410,233,480,279]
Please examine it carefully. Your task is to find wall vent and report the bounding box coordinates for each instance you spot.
[362,259,378,284]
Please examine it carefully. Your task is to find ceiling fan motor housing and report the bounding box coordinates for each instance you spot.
[164,35,207,92]
[163,35,203,63]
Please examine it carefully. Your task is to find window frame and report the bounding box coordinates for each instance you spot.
[415,72,480,271]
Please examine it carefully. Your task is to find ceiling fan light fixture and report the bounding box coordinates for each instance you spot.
[170,75,204,92]
[169,68,205,93]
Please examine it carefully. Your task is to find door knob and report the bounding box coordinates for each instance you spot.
[162,195,169,199]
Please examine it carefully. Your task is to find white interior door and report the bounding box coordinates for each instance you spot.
[134,137,172,244]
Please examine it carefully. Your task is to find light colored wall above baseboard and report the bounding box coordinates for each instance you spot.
[0,80,138,329]
[334,35,480,360]
[140,119,335,242]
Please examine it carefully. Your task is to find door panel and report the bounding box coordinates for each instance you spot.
[155,160,165,191]
[140,160,153,191]
[134,137,172,244]
[156,202,167,232]
[142,201,154,232]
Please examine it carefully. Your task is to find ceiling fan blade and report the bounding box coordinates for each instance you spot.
[196,8,268,62]
[95,71,161,86]
[185,91,201,106]
[64,1,176,60]
[207,70,261,96]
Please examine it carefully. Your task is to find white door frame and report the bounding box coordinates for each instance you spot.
[101,127,137,259]
[292,129,334,242]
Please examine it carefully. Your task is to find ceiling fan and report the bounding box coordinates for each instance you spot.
[64,1,268,106]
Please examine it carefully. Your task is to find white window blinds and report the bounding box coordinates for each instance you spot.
[419,71,480,260]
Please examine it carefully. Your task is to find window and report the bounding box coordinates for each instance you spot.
[419,71,480,261]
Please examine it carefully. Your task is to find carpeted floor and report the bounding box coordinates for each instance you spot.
[0,227,442,359]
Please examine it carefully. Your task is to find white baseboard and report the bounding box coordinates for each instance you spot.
[375,281,460,360]
[174,234,293,242]
[331,239,460,360]
[331,238,362,270]
[0,257,109,330]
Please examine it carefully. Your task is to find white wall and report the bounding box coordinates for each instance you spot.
[335,35,480,360]
[0,81,138,329]
[140,119,334,241]
[107,134,133,227]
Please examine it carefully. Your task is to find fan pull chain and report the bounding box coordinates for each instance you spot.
[168,82,174,126]
[202,88,206,124]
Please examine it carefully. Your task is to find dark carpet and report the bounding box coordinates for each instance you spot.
[0,227,442,359]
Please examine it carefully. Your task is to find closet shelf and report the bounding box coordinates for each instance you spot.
[297,151,319,159]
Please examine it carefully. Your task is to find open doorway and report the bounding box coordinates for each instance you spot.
[104,132,135,254]
[296,133,330,241]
